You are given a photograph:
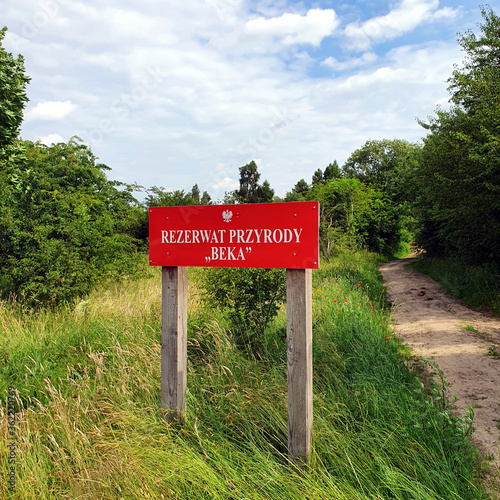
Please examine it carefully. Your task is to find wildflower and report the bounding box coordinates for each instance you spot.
[357,284,361,287]
[358,303,361,306]
[370,306,374,309]
[333,299,337,302]
[384,337,390,340]
[344,299,348,302]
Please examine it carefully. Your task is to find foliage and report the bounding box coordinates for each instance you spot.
[449,6,500,113]
[0,251,487,499]
[233,160,274,204]
[0,37,146,307]
[311,168,323,185]
[145,184,210,207]
[200,267,286,358]
[0,27,30,162]
[342,138,421,204]
[323,160,342,180]
[0,138,144,306]
[284,148,414,257]
[305,178,403,258]
[293,178,309,194]
[146,186,194,207]
[285,162,343,203]
[415,6,500,265]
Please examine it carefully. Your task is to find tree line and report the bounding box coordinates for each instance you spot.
[0,6,498,307]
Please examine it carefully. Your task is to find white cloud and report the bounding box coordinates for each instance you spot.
[322,52,377,72]
[345,0,459,51]
[38,133,64,145]
[211,176,239,191]
[245,9,340,46]
[26,100,76,120]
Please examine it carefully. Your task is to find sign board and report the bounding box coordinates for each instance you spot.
[149,201,319,269]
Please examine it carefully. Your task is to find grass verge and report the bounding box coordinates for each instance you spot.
[410,256,500,316]
[0,251,488,499]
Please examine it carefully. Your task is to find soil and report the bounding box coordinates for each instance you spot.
[379,256,500,496]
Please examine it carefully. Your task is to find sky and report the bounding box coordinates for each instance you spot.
[2,0,498,201]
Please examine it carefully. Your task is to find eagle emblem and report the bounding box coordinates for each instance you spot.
[222,210,233,223]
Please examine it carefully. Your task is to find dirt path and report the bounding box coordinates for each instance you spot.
[379,257,500,494]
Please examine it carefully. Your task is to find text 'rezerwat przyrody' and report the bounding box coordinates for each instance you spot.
[161,228,304,245]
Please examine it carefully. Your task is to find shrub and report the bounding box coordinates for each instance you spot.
[201,267,286,358]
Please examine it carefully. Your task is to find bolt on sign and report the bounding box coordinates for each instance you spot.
[149,201,319,269]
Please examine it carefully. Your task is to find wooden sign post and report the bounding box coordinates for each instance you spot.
[161,266,187,420]
[150,201,319,464]
[286,268,313,464]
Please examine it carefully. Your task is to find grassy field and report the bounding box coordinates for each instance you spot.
[0,251,489,499]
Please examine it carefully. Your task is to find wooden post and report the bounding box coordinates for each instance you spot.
[286,268,313,465]
[161,266,188,420]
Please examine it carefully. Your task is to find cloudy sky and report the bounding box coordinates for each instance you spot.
[2,0,497,201]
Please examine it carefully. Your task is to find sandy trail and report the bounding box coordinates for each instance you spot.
[379,257,500,493]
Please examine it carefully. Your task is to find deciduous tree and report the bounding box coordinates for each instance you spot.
[343,139,421,204]
[416,6,500,264]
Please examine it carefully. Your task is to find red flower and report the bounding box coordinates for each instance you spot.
[344,299,348,302]
[357,284,361,287]
[370,306,374,309]
[333,299,337,302]
[385,337,390,340]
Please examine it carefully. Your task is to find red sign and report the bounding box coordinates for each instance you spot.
[149,201,319,269]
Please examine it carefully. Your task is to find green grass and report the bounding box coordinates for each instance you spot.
[410,256,500,316]
[0,251,489,499]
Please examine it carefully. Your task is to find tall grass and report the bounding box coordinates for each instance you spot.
[1,251,488,498]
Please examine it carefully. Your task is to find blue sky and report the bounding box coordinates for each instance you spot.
[3,0,497,201]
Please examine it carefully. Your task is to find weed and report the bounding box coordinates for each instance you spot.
[487,345,500,359]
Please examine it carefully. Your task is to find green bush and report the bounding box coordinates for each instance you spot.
[201,267,286,358]
[0,139,145,307]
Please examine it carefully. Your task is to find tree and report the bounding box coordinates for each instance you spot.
[235,161,260,203]
[0,27,30,161]
[415,6,500,264]
[257,179,274,203]
[323,161,341,180]
[305,178,402,257]
[343,139,421,203]
[145,187,197,207]
[0,138,144,306]
[0,27,31,274]
[0,36,146,306]
[448,6,500,114]
[293,179,309,194]
[312,169,323,186]
[234,161,274,204]
[190,183,200,204]
[200,190,212,205]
